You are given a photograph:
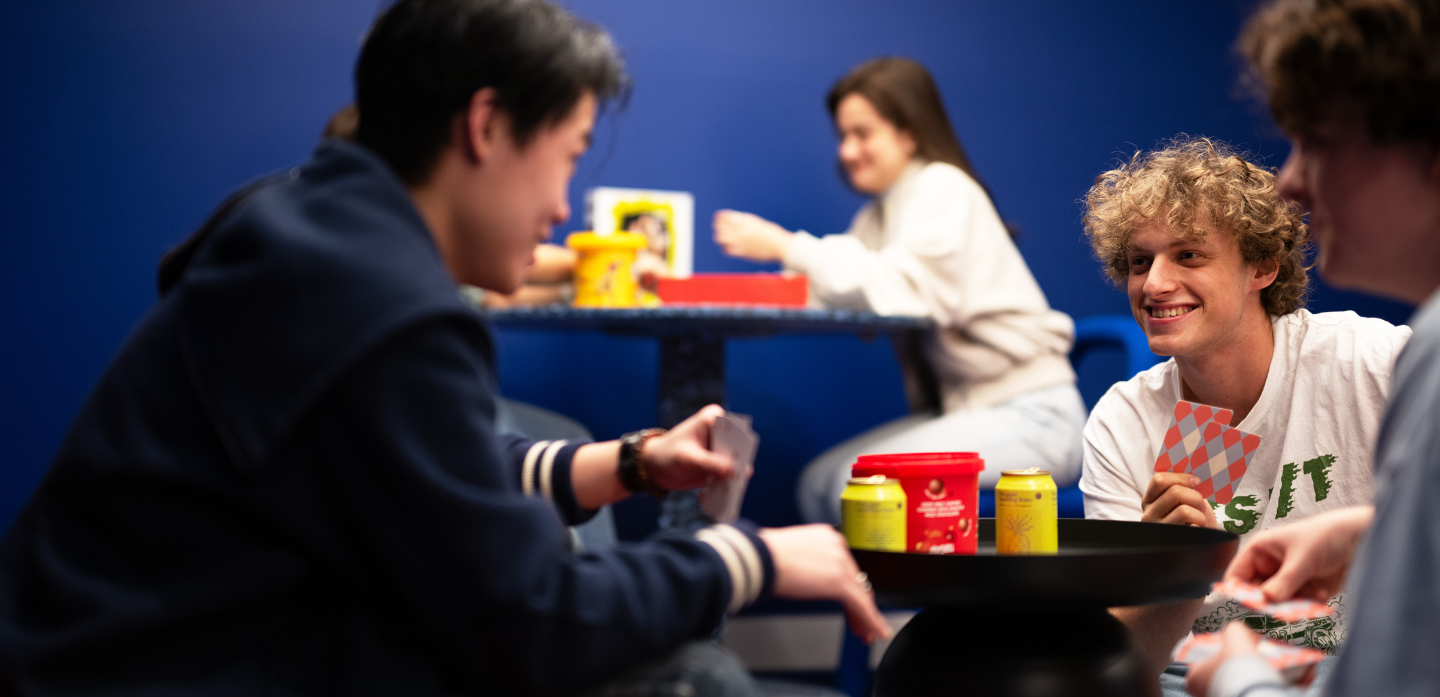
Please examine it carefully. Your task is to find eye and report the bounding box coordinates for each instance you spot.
[1129,255,1152,270]
[1177,250,1203,262]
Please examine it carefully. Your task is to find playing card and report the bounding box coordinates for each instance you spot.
[699,411,757,523]
[1153,401,1234,474]
[1173,632,1325,685]
[1212,580,1336,622]
[1189,422,1262,504]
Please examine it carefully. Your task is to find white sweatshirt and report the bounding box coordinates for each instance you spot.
[784,160,1075,412]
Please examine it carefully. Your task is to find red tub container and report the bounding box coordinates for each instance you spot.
[852,452,984,555]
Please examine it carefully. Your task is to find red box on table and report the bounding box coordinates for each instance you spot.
[656,274,807,307]
[853,452,985,555]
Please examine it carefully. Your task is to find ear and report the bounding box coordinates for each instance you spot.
[1250,255,1280,291]
[461,87,502,165]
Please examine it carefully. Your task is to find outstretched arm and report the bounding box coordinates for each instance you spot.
[1223,505,1373,602]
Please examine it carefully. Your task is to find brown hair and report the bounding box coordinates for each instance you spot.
[1240,0,1440,146]
[323,103,360,142]
[826,57,988,197]
[1083,136,1311,316]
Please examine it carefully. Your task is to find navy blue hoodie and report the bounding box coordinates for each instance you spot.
[0,141,773,696]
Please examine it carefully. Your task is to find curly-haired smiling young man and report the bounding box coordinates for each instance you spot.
[1077,137,1411,689]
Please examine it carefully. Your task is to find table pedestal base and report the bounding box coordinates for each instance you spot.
[874,606,1158,697]
[657,334,726,529]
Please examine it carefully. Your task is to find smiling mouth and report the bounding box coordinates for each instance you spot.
[1148,306,1195,319]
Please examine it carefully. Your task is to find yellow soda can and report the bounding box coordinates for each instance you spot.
[995,468,1057,554]
[841,476,906,552]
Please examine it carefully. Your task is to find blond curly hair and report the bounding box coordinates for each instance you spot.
[1083,136,1311,316]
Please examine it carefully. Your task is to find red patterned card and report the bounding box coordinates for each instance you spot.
[1153,401,1234,474]
[1189,422,1262,505]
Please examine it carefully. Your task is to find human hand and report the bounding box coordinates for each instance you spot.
[713,210,795,262]
[1185,621,1262,697]
[1141,473,1218,528]
[758,524,892,644]
[641,405,734,491]
[1224,505,1373,603]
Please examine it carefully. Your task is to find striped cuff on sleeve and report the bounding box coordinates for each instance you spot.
[519,439,594,526]
[695,523,775,615]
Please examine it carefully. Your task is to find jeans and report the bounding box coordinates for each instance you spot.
[797,383,1087,525]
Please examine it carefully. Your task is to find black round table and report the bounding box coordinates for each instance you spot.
[854,518,1238,697]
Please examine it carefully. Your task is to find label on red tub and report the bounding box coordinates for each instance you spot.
[901,475,977,554]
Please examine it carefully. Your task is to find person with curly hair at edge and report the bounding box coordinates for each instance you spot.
[1077,136,1411,695]
[1180,0,1440,695]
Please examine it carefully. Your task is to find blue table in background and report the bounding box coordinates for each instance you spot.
[485,305,934,429]
[485,306,935,527]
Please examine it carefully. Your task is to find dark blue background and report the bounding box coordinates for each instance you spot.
[0,0,1412,535]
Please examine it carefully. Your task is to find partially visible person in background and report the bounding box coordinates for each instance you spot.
[1181,0,1440,695]
[713,56,1083,525]
[326,102,577,309]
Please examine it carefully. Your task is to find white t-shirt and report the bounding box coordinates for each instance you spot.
[1081,310,1410,650]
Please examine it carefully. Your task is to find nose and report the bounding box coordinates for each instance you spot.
[1143,256,1180,298]
[838,135,860,166]
[554,196,571,226]
[1275,142,1306,206]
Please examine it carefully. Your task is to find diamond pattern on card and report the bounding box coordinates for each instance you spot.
[1154,401,1234,473]
[1190,422,1261,504]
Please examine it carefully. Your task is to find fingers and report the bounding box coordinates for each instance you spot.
[1258,551,1317,602]
[1141,476,1214,527]
[1186,621,1262,697]
[840,583,892,644]
[1142,473,1200,506]
[1223,542,1276,585]
[1157,504,1210,527]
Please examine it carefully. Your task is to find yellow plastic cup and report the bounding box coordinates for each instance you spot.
[566,232,647,307]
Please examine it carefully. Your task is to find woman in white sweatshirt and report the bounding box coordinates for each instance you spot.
[714,57,1085,525]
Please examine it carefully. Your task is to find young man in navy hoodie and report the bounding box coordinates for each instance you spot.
[0,1,888,695]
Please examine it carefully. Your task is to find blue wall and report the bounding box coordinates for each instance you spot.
[0,0,1413,535]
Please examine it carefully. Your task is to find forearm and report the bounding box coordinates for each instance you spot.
[1110,597,1205,676]
[571,441,629,510]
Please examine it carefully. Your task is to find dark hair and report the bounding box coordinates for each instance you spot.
[826,57,988,197]
[355,0,629,185]
[1240,0,1440,147]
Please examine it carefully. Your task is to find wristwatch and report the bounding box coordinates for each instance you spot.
[618,428,669,499]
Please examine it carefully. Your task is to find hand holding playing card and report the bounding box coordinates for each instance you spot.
[642,405,736,491]
[699,411,758,524]
[1181,622,1325,695]
[1223,505,1375,604]
[1139,399,1263,527]
[1140,472,1218,527]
